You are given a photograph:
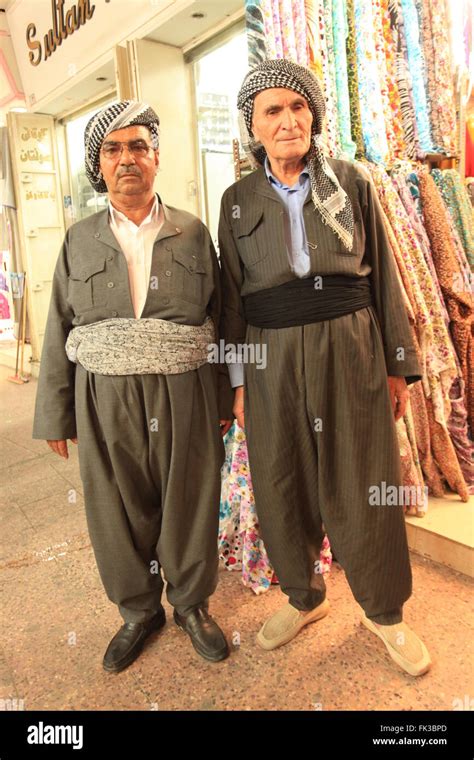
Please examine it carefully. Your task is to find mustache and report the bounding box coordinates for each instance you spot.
[116,167,142,177]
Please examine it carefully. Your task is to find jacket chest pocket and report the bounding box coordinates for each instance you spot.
[68,258,107,313]
[233,209,267,269]
[171,249,208,305]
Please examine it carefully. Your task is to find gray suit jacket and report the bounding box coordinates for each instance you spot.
[33,198,233,440]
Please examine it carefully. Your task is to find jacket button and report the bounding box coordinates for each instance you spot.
[165,245,171,251]
[112,311,118,317]
[107,282,114,288]
[163,298,170,305]
[94,232,100,238]
[192,255,196,259]
[189,266,195,272]
[165,270,171,277]
[106,255,113,261]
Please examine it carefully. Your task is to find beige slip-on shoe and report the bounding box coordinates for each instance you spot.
[362,615,432,677]
[257,599,330,651]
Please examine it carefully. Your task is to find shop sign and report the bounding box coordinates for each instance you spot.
[26,0,95,67]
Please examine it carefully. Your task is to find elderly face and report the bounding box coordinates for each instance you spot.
[251,87,313,165]
[98,124,159,197]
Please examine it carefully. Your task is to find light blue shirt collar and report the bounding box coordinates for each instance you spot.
[264,156,310,190]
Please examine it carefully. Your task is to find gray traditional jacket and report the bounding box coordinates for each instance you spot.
[33,199,233,440]
[218,159,422,381]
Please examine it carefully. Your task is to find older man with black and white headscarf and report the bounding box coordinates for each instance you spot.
[219,59,431,677]
[33,100,233,672]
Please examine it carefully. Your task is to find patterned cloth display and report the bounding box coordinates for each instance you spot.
[232,0,472,592]
[219,422,333,593]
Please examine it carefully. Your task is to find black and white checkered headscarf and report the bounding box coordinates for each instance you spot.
[237,59,354,251]
[84,100,160,193]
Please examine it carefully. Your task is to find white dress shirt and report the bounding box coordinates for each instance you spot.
[109,194,164,318]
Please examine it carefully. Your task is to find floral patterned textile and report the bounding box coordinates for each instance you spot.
[379,0,407,159]
[418,171,474,435]
[331,0,356,160]
[431,169,474,270]
[305,0,339,155]
[345,0,365,158]
[219,422,332,594]
[418,0,457,154]
[353,0,390,164]
[399,0,434,152]
[366,162,469,501]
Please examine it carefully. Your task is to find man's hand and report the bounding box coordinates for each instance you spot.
[387,376,409,422]
[233,386,245,430]
[220,420,233,436]
[47,439,78,459]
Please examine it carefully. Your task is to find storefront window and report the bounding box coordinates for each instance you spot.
[193,33,249,246]
[65,106,111,222]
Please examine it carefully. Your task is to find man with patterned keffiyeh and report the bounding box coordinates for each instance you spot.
[219,59,432,677]
[33,100,233,672]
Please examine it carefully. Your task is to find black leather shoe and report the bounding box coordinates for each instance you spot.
[174,607,229,662]
[103,608,166,673]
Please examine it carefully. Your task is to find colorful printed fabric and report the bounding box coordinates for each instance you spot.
[331,0,357,159]
[447,378,474,494]
[379,0,407,158]
[399,0,434,153]
[345,0,365,158]
[431,169,474,269]
[418,171,474,435]
[219,422,332,593]
[267,0,309,64]
[245,0,267,68]
[388,0,420,159]
[261,0,283,58]
[304,0,339,156]
[366,162,469,500]
[372,0,398,164]
[322,0,342,156]
[418,0,457,154]
[353,0,390,164]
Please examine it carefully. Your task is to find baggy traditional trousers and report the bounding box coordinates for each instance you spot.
[74,362,225,623]
[244,306,412,625]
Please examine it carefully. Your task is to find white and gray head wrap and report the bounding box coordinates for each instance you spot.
[84,100,160,193]
[237,59,354,251]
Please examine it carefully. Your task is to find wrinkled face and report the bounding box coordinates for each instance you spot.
[98,124,159,197]
[251,87,313,165]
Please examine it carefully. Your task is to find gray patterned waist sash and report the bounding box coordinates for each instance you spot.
[65,317,215,375]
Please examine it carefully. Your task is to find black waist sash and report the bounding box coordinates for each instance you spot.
[242,275,373,329]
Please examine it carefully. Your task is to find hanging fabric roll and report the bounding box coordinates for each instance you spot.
[245,0,268,68]
[261,0,280,58]
[372,0,398,165]
[304,0,338,155]
[353,0,390,163]
[330,0,357,160]
[367,163,469,501]
[388,0,420,159]
[345,0,365,158]
[322,0,342,157]
[399,0,434,154]
[379,0,407,159]
[418,170,474,436]
[432,169,474,270]
[418,0,458,155]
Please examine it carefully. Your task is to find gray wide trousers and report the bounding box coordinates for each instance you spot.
[244,307,413,624]
[74,362,224,623]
